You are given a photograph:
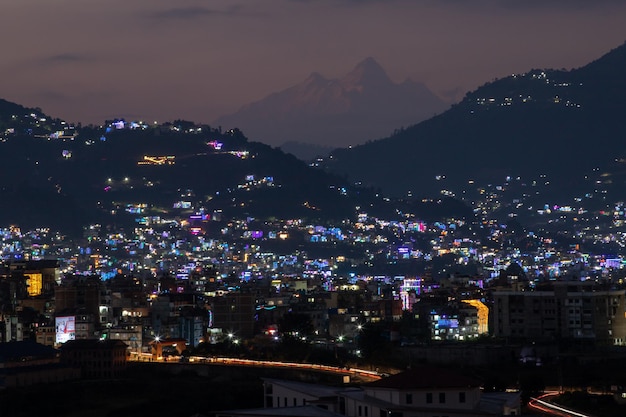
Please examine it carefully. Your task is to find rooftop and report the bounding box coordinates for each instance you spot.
[364,367,482,390]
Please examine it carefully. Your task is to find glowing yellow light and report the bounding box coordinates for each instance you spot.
[25,273,43,296]
[462,299,489,334]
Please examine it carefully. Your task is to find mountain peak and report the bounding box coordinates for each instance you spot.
[304,71,329,85]
[341,57,392,90]
[355,57,384,72]
[214,56,447,149]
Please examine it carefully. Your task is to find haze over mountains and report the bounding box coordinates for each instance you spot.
[214,58,449,158]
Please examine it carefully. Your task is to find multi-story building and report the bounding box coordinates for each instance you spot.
[341,368,519,417]
[106,323,143,352]
[219,368,520,417]
[429,302,487,342]
[211,292,255,340]
[493,282,626,345]
[59,339,128,379]
[178,306,208,347]
[35,324,56,346]
[55,275,101,321]
[8,259,60,297]
[0,341,79,388]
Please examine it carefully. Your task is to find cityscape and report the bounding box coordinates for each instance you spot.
[2,105,626,415]
[2,2,626,416]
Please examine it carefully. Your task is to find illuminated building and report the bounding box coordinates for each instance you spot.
[8,259,60,296]
[400,278,421,311]
[25,272,42,296]
[461,299,489,335]
[430,303,484,341]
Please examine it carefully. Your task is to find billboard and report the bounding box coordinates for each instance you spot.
[55,316,76,344]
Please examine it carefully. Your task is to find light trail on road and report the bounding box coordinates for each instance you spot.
[130,352,383,381]
[528,392,595,417]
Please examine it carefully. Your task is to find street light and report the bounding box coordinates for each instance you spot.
[153,336,162,361]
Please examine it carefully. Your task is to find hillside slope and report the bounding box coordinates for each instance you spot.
[321,42,626,199]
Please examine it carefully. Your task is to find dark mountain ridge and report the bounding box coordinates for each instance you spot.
[321,41,626,201]
[0,106,472,236]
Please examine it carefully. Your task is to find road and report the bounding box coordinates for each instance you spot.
[528,392,595,417]
[129,352,383,382]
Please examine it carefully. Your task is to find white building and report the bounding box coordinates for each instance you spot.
[218,368,520,417]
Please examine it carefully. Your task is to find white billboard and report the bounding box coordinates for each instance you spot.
[55,316,76,344]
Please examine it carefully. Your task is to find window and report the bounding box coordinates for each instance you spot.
[406,394,413,405]
[365,406,369,416]
[284,398,287,407]
[359,406,363,416]
[459,392,466,403]
[426,393,433,404]
[439,393,446,404]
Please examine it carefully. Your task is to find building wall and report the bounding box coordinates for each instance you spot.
[60,341,128,379]
[265,381,335,411]
[2,366,79,388]
[363,387,481,410]
[55,278,101,319]
[494,285,626,345]
[343,397,375,417]
[211,293,255,339]
[35,326,55,346]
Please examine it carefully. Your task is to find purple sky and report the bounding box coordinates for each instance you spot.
[1,0,625,127]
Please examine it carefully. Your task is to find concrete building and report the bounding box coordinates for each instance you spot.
[55,275,102,321]
[0,341,78,388]
[341,368,487,417]
[59,339,128,379]
[220,368,520,417]
[493,282,626,345]
[211,293,255,340]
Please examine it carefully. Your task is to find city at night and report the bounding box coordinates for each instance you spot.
[1,1,626,416]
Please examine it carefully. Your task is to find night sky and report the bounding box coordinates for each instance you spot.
[2,0,625,131]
